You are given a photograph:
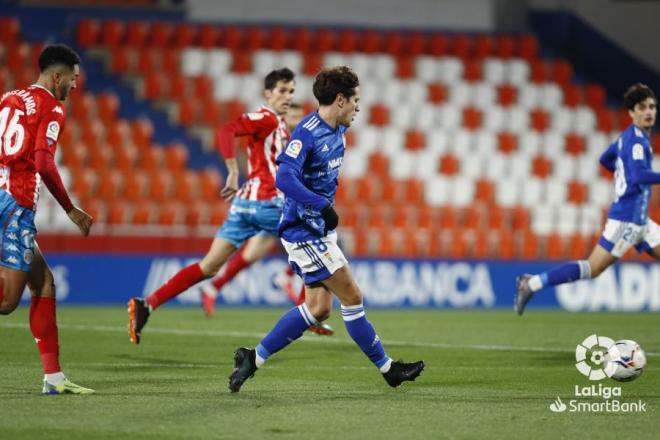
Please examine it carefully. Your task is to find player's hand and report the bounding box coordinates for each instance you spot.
[67,206,93,237]
[220,171,239,201]
[321,204,339,233]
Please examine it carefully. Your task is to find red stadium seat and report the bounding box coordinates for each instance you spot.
[139,147,164,171]
[96,93,119,122]
[463,59,483,82]
[562,84,581,108]
[198,24,220,48]
[142,73,166,100]
[367,152,390,177]
[384,31,405,56]
[396,56,415,79]
[553,60,573,86]
[150,21,173,48]
[147,171,174,202]
[568,233,590,259]
[585,84,607,110]
[0,16,20,43]
[529,108,550,132]
[177,99,200,125]
[173,23,197,48]
[360,30,382,53]
[497,131,518,154]
[109,47,133,74]
[405,129,426,150]
[76,19,100,47]
[96,169,123,201]
[231,51,252,73]
[122,170,148,202]
[428,33,448,56]
[113,143,139,171]
[451,33,472,59]
[88,144,114,170]
[495,34,515,58]
[106,119,131,149]
[596,109,616,133]
[80,198,107,225]
[185,200,209,226]
[497,84,517,107]
[438,153,460,175]
[529,60,550,83]
[106,200,130,225]
[546,233,566,260]
[161,49,181,75]
[474,34,494,58]
[292,27,313,53]
[565,133,585,156]
[209,202,229,225]
[520,231,539,260]
[416,205,436,229]
[79,119,105,146]
[428,82,447,104]
[222,26,244,50]
[158,201,185,225]
[61,142,88,173]
[71,168,97,201]
[380,179,400,203]
[462,107,482,130]
[315,29,336,52]
[164,143,189,172]
[193,75,213,99]
[337,29,358,53]
[368,103,390,126]
[131,119,154,149]
[131,201,156,224]
[617,109,631,131]
[244,25,267,51]
[518,34,539,59]
[496,230,515,259]
[407,32,427,56]
[511,206,531,231]
[7,42,30,71]
[474,179,495,204]
[567,180,588,205]
[302,52,323,76]
[355,176,380,201]
[531,154,553,178]
[199,169,223,202]
[463,205,482,231]
[100,20,125,47]
[268,27,289,51]
[403,179,424,204]
[125,20,149,47]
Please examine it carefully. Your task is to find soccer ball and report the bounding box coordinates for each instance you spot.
[607,340,646,382]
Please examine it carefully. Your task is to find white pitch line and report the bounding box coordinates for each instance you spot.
[1,322,658,357]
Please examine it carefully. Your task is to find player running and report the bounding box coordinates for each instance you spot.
[0,44,94,394]
[515,83,658,315]
[228,66,425,393]
[199,103,334,336]
[128,68,296,344]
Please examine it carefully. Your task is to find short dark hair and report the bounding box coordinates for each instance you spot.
[313,66,359,106]
[38,44,81,72]
[623,83,656,110]
[264,68,295,90]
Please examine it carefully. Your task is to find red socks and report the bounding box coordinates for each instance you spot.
[211,249,251,291]
[147,263,205,310]
[29,296,60,374]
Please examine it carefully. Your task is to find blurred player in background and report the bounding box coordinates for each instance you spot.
[128,68,296,344]
[228,66,424,393]
[199,102,334,335]
[515,83,658,315]
[0,44,94,394]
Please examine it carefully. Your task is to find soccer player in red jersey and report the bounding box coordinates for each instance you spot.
[128,69,297,344]
[0,44,94,394]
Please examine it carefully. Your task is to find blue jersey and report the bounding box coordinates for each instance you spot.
[276,112,347,242]
[603,124,654,224]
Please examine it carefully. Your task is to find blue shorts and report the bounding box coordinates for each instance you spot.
[216,197,282,248]
[0,190,37,272]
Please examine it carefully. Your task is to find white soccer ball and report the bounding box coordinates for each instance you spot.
[607,339,646,382]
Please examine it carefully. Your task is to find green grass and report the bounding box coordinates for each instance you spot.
[1,307,658,439]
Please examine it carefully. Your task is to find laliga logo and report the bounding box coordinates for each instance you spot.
[575,334,620,380]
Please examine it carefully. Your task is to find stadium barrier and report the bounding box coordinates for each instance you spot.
[21,254,660,311]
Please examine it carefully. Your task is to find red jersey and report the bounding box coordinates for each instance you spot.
[217,106,289,201]
[0,85,65,210]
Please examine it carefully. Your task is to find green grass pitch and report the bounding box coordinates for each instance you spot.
[1,307,658,439]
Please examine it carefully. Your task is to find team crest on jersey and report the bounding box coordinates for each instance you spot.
[46,121,60,141]
[52,106,63,114]
[23,249,34,265]
[632,143,645,160]
[246,112,265,120]
[285,140,303,158]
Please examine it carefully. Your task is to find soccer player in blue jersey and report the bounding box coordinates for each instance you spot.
[228,66,424,392]
[515,83,658,315]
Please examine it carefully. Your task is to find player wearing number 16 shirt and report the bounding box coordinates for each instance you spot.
[0,44,94,393]
[515,83,658,315]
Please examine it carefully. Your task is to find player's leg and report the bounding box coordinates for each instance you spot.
[515,220,630,315]
[229,283,333,392]
[0,268,29,315]
[303,283,334,336]
[128,237,237,344]
[27,244,93,394]
[322,265,424,387]
[201,234,278,317]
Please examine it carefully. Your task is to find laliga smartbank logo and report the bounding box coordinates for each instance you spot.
[548,334,646,413]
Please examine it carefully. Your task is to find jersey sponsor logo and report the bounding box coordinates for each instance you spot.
[285,139,302,158]
[327,157,343,169]
[52,106,63,114]
[632,143,644,160]
[46,121,60,141]
[246,112,265,120]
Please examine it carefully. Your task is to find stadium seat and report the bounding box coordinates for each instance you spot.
[125,20,149,47]
[151,21,173,47]
[198,24,220,48]
[0,17,20,43]
[173,23,197,48]
[100,20,124,47]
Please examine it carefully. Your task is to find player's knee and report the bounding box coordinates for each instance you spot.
[0,301,19,315]
[309,302,332,321]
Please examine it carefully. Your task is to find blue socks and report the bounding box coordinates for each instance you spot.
[342,304,392,372]
[255,304,316,366]
[254,302,392,373]
[529,260,592,292]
